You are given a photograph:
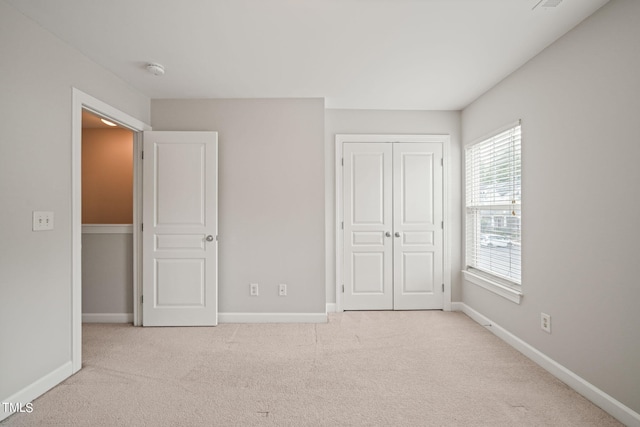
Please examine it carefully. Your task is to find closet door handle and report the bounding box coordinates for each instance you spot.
[385,232,391,237]
[206,235,215,242]
[395,232,401,238]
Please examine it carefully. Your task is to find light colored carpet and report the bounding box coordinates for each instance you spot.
[2,311,621,426]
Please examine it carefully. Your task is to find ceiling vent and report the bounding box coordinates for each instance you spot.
[532,0,563,10]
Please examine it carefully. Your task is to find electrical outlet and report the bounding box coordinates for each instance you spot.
[279,284,287,296]
[250,283,259,296]
[541,313,551,333]
[33,211,54,231]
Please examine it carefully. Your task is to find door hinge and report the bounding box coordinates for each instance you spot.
[441,158,443,166]
[342,284,345,293]
[141,295,144,304]
[341,158,344,166]
[341,221,344,230]
[141,151,144,160]
[442,284,444,292]
[441,221,444,229]
[141,223,144,232]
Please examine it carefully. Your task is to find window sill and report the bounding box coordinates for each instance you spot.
[462,270,522,304]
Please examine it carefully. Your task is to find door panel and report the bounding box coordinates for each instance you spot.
[352,231,385,245]
[393,143,443,309]
[156,143,206,226]
[401,252,434,293]
[352,253,385,293]
[155,234,205,250]
[352,152,387,225]
[400,153,434,224]
[142,131,218,326]
[155,259,204,306]
[343,143,393,310]
[402,232,433,245]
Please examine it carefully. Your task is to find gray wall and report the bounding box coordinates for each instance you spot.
[325,109,462,304]
[461,0,640,414]
[82,231,133,315]
[4,0,636,419]
[151,99,326,314]
[0,0,149,407]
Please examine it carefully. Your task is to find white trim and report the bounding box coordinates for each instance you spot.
[0,362,72,422]
[462,270,522,304]
[442,139,451,311]
[450,302,465,312]
[326,303,337,313]
[218,313,327,324]
[82,224,133,234]
[72,88,151,373]
[334,134,452,312]
[132,131,144,326]
[82,313,134,323]
[453,303,640,427]
[334,136,344,312]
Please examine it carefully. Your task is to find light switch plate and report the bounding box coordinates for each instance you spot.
[33,211,54,231]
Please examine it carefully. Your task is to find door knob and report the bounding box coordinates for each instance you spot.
[395,232,401,237]
[385,232,391,237]
[206,235,215,242]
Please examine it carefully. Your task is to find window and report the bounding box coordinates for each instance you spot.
[465,122,521,287]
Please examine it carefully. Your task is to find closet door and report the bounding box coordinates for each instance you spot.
[342,141,444,311]
[342,143,393,310]
[393,143,443,310]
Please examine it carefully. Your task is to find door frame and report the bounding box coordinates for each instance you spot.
[335,134,451,312]
[71,88,150,373]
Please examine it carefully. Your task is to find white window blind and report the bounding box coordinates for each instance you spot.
[465,123,521,285]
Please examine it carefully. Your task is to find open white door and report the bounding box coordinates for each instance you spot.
[142,131,218,326]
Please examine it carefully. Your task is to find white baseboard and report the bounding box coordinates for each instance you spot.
[1,361,72,422]
[451,302,465,312]
[452,303,640,427]
[218,312,327,324]
[326,303,336,313]
[82,313,133,323]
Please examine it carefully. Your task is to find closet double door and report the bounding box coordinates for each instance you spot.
[343,142,443,310]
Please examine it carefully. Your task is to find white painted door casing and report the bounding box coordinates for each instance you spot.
[142,131,218,326]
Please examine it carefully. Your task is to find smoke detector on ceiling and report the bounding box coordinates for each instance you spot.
[146,63,165,76]
[532,0,563,10]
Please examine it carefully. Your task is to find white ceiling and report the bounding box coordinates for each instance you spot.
[7,0,609,110]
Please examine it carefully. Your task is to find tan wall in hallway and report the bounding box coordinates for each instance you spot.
[82,128,133,224]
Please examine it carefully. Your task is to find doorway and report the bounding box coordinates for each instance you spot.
[335,134,451,312]
[81,110,134,322]
[71,88,149,373]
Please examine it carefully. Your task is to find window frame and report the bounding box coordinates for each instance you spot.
[463,121,523,304]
